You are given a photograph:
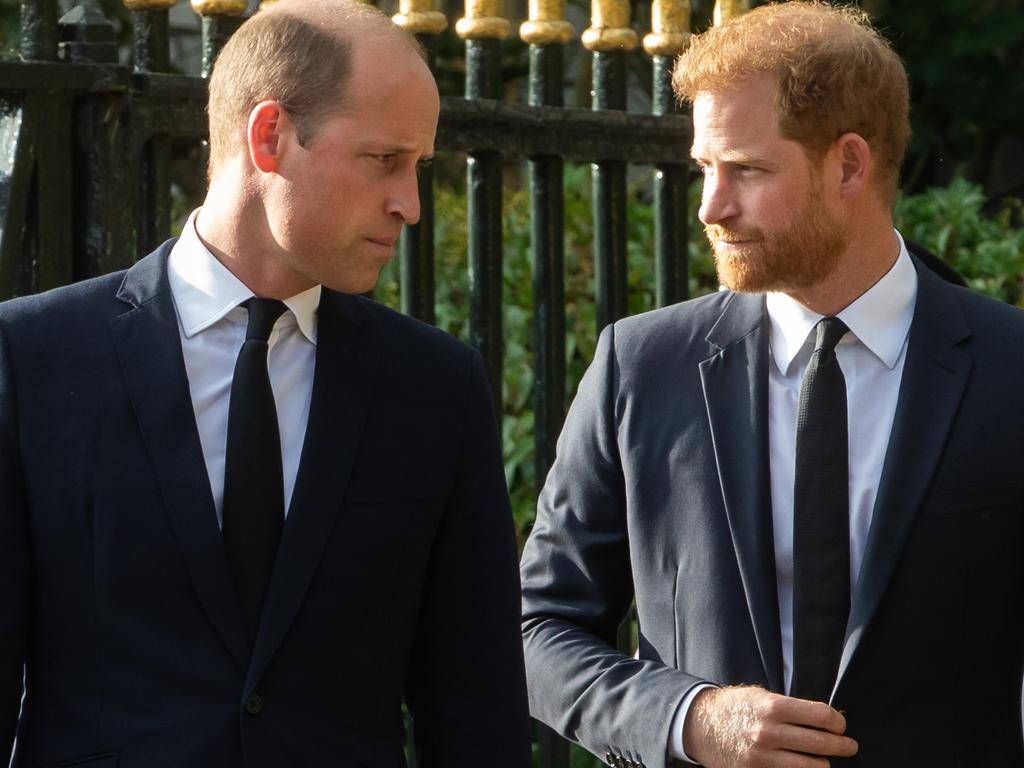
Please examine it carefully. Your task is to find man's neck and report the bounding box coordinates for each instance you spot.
[195,181,315,301]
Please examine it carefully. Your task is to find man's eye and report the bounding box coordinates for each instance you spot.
[372,154,396,165]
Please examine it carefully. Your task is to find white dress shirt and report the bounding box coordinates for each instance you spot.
[670,233,918,762]
[167,209,321,527]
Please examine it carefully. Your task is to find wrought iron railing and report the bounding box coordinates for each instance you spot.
[0,0,752,764]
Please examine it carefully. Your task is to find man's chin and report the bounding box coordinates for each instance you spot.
[714,249,781,293]
[324,269,385,296]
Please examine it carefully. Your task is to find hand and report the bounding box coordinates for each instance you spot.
[682,685,858,767]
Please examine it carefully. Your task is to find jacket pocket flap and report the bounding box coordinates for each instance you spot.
[922,483,1023,515]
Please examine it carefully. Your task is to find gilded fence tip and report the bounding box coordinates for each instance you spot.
[456,0,511,40]
[643,0,690,56]
[191,0,248,16]
[520,0,574,46]
[393,0,449,36]
[713,0,750,26]
[123,0,177,10]
[582,0,638,52]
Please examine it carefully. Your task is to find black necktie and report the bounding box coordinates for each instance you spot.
[223,297,288,643]
[791,316,850,703]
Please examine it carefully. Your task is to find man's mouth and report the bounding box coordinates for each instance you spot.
[706,227,760,248]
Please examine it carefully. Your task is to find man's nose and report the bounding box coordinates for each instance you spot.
[387,169,422,225]
[697,172,738,226]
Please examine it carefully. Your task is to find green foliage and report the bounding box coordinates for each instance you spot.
[895,178,1024,305]
[863,0,1024,190]
[378,163,711,542]
[744,0,1024,192]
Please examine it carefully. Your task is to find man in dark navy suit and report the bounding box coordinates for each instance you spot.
[522,3,1024,767]
[0,1,530,766]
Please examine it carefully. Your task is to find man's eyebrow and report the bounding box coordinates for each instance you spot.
[690,148,766,165]
[360,142,425,155]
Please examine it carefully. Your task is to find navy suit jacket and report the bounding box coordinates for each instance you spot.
[521,255,1024,767]
[0,241,531,768]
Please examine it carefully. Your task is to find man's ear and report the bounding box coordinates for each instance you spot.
[246,100,289,174]
[835,132,873,199]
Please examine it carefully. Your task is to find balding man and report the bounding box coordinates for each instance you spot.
[0,2,530,766]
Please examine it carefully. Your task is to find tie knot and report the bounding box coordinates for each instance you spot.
[814,316,848,353]
[243,298,288,342]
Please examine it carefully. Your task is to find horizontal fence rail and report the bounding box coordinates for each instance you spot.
[0,0,754,765]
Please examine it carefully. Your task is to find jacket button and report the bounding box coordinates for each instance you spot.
[244,693,263,714]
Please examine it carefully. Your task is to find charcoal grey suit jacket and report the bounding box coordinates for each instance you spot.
[521,254,1024,767]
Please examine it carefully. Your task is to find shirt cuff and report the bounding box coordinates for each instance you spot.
[668,683,716,764]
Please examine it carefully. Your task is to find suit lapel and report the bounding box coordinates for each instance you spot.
[833,263,972,695]
[109,245,250,672]
[699,293,785,692]
[246,291,381,693]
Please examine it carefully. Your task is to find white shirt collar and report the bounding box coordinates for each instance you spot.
[766,231,918,376]
[167,209,321,344]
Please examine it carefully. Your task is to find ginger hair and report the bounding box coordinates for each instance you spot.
[674,1,910,206]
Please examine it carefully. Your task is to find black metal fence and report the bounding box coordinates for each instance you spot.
[0,0,746,764]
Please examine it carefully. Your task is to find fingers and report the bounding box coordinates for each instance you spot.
[764,695,849,735]
[685,685,859,768]
[760,722,859,758]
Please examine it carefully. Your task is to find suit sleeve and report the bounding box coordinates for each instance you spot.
[404,348,532,767]
[0,318,29,759]
[521,324,708,768]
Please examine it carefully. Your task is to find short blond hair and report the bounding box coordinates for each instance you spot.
[674,1,909,205]
[206,0,419,175]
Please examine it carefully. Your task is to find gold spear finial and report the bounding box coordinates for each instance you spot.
[456,0,511,40]
[520,0,574,46]
[393,0,448,36]
[713,0,751,26]
[643,0,690,57]
[191,0,247,16]
[582,0,638,52]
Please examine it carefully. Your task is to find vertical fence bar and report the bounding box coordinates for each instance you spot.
[645,0,690,307]
[521,0,571,524]
[714,0,751,26]
[194,0,246,192]
[582,0,636,334]
[129,0,176,256]
[20,0,57,61]
[61,4,127,281]
[393,1,448,325]
[521,1,573,764]
[456,1,510,412]
[4,0,65,296]
[194,0,248,79]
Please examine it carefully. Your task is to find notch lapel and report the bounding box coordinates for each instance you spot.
[109,245,249,672]
[699,293,784,692]
[246,291,381,693]
[833,264,972,696]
